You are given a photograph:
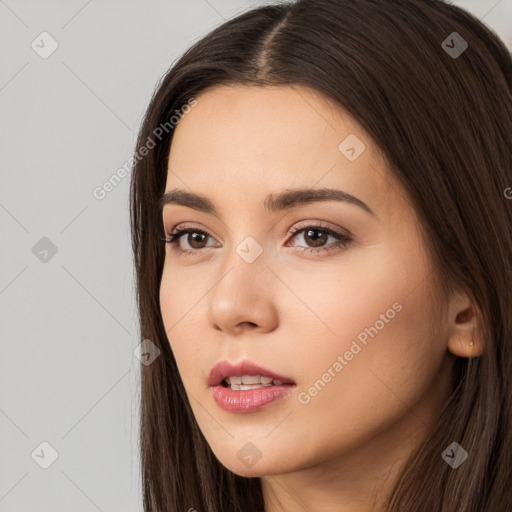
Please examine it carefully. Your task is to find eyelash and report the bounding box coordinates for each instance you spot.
[161,223,352,256]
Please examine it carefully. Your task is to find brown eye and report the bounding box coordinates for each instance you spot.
[186,232,208,249]
[163,227,216,254]
[286,224,353,254]
[303,228,329,247]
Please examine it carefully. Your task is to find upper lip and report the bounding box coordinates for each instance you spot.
[208,360,296,386]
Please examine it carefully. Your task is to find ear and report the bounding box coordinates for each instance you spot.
[446,290,484,358]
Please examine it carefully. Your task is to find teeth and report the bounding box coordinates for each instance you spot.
[223,374,288,389]
[242,375,261,384]
[225,375,276,385]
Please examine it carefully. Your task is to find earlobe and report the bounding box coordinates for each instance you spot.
[446,292,484,358]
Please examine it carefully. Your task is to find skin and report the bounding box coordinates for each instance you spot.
[159,84,482,512]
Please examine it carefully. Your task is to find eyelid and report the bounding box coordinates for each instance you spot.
[286,219,352,238]
[164,221,219,242]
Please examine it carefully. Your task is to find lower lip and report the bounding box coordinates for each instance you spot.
[210,384,296,413]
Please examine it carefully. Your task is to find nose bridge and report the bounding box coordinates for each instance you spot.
[234,232,267,266]
[219,210,273,270]
[220,231,271,293]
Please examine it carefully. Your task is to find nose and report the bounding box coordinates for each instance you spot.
[207,246,279,335]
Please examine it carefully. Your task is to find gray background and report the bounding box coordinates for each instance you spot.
[1,1,510,510]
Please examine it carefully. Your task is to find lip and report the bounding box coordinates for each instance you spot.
[208,360,295,387]
[208,360,296,414]
[210,384,295,413]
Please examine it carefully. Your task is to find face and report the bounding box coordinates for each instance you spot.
[159,84,453,478]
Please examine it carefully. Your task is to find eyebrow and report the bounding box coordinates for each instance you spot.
[158,187,376,218]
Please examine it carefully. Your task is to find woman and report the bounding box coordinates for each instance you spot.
[129,0,512,510]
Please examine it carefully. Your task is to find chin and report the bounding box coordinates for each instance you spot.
[215,452,298,478]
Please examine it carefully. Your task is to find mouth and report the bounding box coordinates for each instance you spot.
[208,359,296,413]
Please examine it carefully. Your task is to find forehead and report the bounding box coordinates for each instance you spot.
[165,84,402,220]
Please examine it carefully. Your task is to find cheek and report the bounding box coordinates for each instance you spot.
[287,249,445,441]
[279,248,418,355]
[159,265,206,385]
[159,261,206,332]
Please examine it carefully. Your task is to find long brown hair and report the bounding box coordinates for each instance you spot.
[129,0,512,510]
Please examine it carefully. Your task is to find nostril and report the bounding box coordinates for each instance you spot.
[241,321,258,328]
